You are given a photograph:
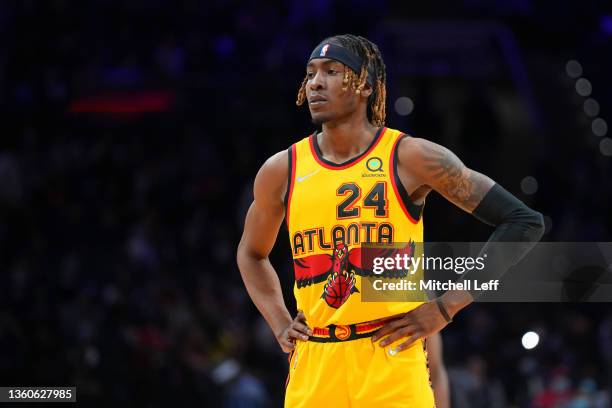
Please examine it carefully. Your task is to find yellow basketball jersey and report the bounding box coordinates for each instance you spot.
[285,127,425,328]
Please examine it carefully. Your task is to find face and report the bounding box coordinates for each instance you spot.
[305,58,372,125]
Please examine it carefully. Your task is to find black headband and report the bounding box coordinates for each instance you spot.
[308,43,375,86]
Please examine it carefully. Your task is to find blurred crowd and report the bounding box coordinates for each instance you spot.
[0,1,611,407]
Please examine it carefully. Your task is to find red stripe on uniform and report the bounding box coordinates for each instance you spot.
[355,321,385,334]
[389,134,419,224]
[312,327,330,337]
[309,128,387,170]
[285,145,297,227]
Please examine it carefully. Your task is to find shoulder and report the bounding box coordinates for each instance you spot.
[254,149,290,204]
[395,134,469,186]
[397,134,442,155]
[259,149,289,175]
[396,135,451,168]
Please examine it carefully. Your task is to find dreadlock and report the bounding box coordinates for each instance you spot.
[296,34,387,127]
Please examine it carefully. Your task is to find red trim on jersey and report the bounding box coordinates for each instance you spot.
[312,327,330,337]
[309,127,387,170]
[285,145,297,227]
[285,350,294,388]
[354,321,385,334]
[389,134,419,224]
[310,320,386,340]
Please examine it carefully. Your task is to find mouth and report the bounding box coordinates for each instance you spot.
[308,95,327,106]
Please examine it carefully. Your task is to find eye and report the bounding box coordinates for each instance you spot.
[327,69,338,75]
[306,72,314,79]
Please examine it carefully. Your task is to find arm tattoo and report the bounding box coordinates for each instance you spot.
[421,143,490,211]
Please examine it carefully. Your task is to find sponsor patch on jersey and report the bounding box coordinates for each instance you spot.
[363,157,385,177]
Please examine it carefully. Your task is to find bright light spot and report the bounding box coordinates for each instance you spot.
[600,138,612,156]
[394,97,414,116]
[583,98,600,117]
[520,176,538,195]
[592,118,608,137]
[211,359,241,384]
[575,78,592,97]
[522,331,539,350]
[565,60,583,78]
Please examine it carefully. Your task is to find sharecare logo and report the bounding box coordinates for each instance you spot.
[320,44,330,56]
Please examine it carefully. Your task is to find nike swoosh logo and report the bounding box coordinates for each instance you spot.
[297,169,320,182]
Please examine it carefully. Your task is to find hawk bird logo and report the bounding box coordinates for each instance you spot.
[292,241,415,309]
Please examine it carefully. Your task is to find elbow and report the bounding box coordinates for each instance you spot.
[504,207,545,243]
[236,247,251,282]
[523,209,545,242]
[236,240,265,275]
[236,240,248,272]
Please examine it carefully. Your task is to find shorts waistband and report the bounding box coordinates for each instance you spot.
[308,320,385,343]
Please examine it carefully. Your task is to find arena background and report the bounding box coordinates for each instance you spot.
[0,1,611,407]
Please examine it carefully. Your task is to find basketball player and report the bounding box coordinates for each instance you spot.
[237,34,544,407]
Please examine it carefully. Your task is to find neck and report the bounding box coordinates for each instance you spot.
[318,116,379,163]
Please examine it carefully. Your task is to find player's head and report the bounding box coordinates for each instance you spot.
[296,34,387,127]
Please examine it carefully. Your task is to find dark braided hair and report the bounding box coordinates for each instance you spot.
[296,34,387,127]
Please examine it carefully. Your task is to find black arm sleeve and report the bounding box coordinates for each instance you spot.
[459,183,545,299]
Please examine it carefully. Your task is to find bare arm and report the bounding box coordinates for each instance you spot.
[405,137,495,212]
[400,137,543,312]
[237,151,290,336]
[399,138,495,314]
[372,137,543,351]
[237,150,311,353]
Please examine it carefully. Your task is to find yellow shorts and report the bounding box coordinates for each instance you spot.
[285,336,435,407]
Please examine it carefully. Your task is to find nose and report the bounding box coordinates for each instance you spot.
[309,70,324,90]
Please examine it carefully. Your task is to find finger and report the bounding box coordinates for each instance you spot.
[281,343,295,353]
[371,325,394,342]
[368,313,404,325]
[280,339,295,353]
[292,321,313,336]
[288,328,309,341]
[393,334,423,353]
[379,326,414,347]
[371,319,404,342]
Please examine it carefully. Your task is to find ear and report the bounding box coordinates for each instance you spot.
[360,82,374,98]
